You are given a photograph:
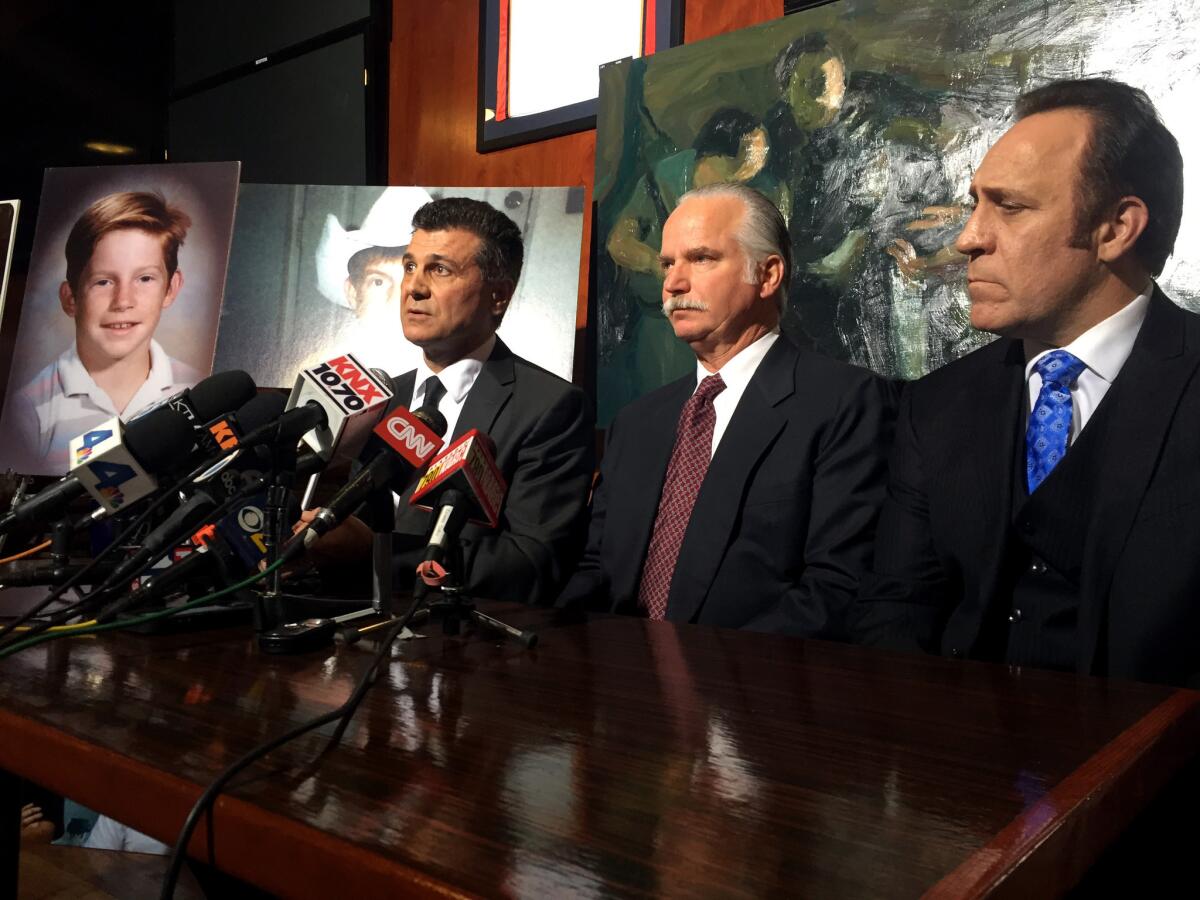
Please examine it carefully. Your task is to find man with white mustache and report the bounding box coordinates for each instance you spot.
[558,183,894,635]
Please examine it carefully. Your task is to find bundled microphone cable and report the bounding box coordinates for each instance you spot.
[1,392,296,643]
[157,594,425,900]
[0,467,203,648]
[0,558,287,661]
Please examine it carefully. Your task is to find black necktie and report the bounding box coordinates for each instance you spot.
[421,375,446,410]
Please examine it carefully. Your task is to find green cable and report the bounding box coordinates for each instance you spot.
[0,558,287,661]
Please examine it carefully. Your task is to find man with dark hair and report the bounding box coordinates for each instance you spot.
[854,78,1200,686]
[307,196,595,605]
[559,183,893,634]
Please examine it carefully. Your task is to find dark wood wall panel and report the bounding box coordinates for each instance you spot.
[387,0,781,337]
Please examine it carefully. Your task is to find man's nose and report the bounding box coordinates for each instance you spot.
[404,271,429,298]
[663,262,688,295]
[955,207,989,257]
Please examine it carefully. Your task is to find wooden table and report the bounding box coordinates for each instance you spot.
[2,605,1198,898]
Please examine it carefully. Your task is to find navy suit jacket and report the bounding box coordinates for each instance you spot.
[558,336,895,635]
[854,290,1200,686]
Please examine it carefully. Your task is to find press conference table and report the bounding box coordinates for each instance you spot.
[2,604,1198,898]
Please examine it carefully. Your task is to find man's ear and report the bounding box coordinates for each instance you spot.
[343,277,360,311]
[162,269,184,311]
[490,281,514,322]
[1096,195,1150,265]
[758,254,785,299]
[59,281,77,317]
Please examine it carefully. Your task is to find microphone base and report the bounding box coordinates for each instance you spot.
[422,589,538,650]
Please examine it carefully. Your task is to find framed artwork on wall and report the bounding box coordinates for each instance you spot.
[477,0,684,152]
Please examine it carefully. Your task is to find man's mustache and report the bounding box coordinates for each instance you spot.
[662,296,709,314]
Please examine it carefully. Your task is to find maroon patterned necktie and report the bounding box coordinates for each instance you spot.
[638,373,726,620]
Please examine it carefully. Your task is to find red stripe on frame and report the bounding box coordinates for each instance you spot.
[496,0,510,121]
[643,0,657,56]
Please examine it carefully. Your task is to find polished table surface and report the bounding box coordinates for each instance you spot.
[2,604,1198,898]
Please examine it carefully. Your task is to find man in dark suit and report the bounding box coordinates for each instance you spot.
[853,79,1200,686]
[307,197,594,605]
[558,183,893,635]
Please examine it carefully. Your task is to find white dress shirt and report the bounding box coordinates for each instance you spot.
[412,333,496,441]
[1023,284,1152,443]
[692,329,780,458]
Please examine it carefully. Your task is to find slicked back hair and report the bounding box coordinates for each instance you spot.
[677,182,792,308]
[65,191,192,293]
[411,197,524,288]
[1015,77,1182,276]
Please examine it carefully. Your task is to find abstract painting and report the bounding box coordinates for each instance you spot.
[594,0,1200,424]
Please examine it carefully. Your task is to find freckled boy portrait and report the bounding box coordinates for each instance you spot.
[0,162,239,476]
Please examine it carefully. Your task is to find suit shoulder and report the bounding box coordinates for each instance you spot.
[611,372,694,425]
[907,336,1010,395]
[509,352,584,400]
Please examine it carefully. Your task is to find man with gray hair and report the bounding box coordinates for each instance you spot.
[557,183,894,634]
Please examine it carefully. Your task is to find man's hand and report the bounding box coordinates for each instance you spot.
[21,804,54,844]
[292,510,373,567]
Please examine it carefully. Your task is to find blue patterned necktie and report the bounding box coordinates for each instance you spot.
[1025,350,1087,493]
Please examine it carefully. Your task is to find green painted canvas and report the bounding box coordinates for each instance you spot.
[594,0,1200,425]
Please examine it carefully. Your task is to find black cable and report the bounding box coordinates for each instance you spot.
[0,466,202,647]
[158,594,424,900]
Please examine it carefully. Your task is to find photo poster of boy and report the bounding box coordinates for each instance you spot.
[211,185,585,388]
[0,200,18,321]
[0,162,240,476]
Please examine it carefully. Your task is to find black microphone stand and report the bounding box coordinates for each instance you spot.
[258,429,299,632]
[418,532,537,649]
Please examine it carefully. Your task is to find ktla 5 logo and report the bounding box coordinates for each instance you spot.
[310,356,385,411]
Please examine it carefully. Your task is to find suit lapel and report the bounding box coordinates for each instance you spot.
[667,339,793,623]
[453,338,514,440]
[609,376,694,610]
[389,370,416,411]
[1078,290,1200,672]
[963,339,1025,634]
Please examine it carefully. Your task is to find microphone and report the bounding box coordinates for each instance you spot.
[409,430,507,585]
[94,526,250,623]
[140,370,257,455]
[92,454,325,622]
[191,393,289,500]
[0,405,196,534]
[281,405,446,564]
[0,557,120,588]
[201,391,287,456]
[273,354,394,461]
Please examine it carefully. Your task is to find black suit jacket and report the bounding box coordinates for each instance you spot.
[854,290,1200,685]
[382,338,595,605]
[558,336,895,635]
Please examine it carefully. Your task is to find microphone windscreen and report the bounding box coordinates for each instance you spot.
[415,406,448,438]
[188,370,257,420]
[122,406,198,472]
[234,392,287,433]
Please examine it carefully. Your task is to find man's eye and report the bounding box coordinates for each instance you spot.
[370,277,385,287]
[433,264,450,275]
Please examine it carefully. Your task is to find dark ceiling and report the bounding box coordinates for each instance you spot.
[0,0,169,271]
